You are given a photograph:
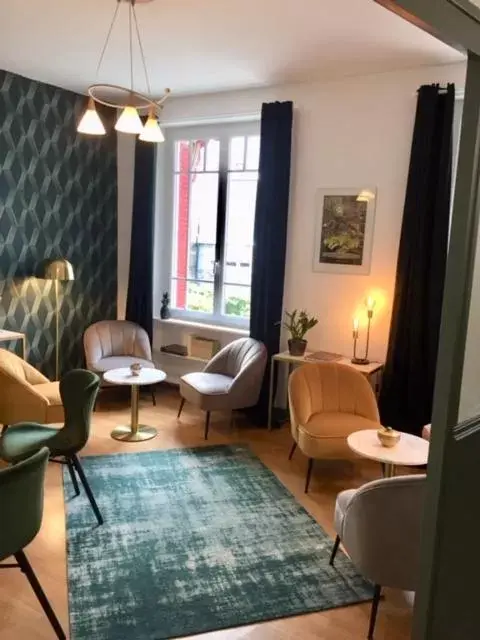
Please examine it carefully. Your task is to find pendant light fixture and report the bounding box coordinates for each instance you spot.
[77,0,170,142]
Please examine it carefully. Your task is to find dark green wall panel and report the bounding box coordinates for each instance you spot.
[0,70,117,379]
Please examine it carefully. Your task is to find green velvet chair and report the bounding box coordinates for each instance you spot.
[0,447,66,639]
[0,369,103,525]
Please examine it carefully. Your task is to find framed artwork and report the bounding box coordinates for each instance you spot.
[313,187,377,275]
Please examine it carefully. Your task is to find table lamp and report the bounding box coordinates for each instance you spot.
[43,258,75,380]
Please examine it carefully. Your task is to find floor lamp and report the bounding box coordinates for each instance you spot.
[43,259,75,380]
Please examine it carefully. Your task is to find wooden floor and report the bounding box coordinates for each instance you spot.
[0,385,412,640]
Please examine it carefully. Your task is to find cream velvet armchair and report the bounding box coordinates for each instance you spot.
[178,337,267,440]
[0,349,64,427]
[83,320,156,405]
[288,362,381,492]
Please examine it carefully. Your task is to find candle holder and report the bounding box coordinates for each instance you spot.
[351,298,375,365]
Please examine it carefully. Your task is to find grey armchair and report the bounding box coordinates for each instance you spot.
[178,337,267,439]
[84,320,156,405]
[330,474,426,639]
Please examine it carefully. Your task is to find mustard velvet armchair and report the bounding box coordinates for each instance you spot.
[0,349,64,427]
[288,362,381,492]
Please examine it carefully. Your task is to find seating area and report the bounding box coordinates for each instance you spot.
[0,1,474,638]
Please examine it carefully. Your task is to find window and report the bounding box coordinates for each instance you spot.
[161,122,260,328]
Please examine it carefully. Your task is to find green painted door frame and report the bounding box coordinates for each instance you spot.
[375,2,480,639]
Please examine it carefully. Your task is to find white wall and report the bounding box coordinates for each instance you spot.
[118,62,466,372]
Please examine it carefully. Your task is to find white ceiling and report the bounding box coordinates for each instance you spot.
[1,0,464,97]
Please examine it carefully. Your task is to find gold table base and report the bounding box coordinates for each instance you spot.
[110,384,157,442]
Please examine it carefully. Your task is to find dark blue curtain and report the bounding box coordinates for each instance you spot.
[125,141,156,342]
[249,101,293,424]
[379,84,454,435]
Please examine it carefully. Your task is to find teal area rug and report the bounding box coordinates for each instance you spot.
[64,445,372,639]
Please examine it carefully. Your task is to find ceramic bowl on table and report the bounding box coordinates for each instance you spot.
[129,363,143,377]
[377,426,401,448]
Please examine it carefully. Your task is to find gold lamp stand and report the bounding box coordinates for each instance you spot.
[43,259,75,380]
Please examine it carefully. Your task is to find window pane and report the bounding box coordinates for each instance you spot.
[223,171,258,288]
[246,135,260,170]
[205,139,220,171]
[174,140,190,172]
[171,167,218,312]
[229,136,245,170]
[223,284,251,318]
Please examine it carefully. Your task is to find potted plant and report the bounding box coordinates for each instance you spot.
[281,309,318,356]
[160,291,171,319]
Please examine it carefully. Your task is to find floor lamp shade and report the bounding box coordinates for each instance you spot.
[43,259,75,380]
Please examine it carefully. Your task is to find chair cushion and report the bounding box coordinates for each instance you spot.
[297,412,380,459]
[93,356,155,373]
[34,382,62,406]
[334,488,357,537]
[179,373,235,411]
[0,424,60,462]
[181,372,233,395]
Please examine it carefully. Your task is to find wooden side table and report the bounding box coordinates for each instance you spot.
[267,351,383,429]
[0,330,26,359]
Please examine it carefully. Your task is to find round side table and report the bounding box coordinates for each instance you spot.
[347,429,429,477]
[103,367,166,442]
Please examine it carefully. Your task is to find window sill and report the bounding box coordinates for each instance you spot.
[154,317,249,336]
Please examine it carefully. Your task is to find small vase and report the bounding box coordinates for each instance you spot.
[130,363,142,377]
[288,339,307,357]
[160,305,171,320]
[377,426,401,448]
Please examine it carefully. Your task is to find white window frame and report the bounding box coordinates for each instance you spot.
[154,119,260,330]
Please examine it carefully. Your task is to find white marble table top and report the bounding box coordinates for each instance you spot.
[347,429,429,467]
[103,367,166,387]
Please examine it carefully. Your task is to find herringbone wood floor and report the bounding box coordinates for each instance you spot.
[0,385,412,639]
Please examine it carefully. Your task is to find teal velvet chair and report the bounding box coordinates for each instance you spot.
[0,369,103,525]
[0,447,66,639]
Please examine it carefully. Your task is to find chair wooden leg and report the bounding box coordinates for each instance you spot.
[288,442,297,460]
[15,551,66,640]
[151,387,156,406]
[329,535,341,566]
[367,584,382,639]
[71,455,103,526]
[177,398,185,419]
[66,458,80,497]
[304,458,314,493]
[204,411,211,440]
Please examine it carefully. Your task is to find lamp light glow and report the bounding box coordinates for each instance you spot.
[139,109,165,142]
[115,106,143,134]
[77,98,106,135]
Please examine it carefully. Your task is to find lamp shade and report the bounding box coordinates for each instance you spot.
[139,112,165,143]
[115,106,143,134]
[77,97,106,135]
[43,259,75,281]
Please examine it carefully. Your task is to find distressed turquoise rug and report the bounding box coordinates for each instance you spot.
[64,445,372,639]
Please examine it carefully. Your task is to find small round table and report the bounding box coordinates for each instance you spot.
[347,429,429,477]
[103,367,166,442]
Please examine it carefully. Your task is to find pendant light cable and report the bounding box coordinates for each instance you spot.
[129,0,134,92]
[95,0,121,80]
[132,3,152,97]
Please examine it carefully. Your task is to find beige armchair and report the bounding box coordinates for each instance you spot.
[0,349,64,426]
[178,337,267,439]
[83,320,156,404]
[330,474,426,639]
[288,362,381,492]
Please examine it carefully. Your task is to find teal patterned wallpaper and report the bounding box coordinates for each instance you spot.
[0,70,117,379]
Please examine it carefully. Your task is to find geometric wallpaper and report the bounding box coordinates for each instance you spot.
[0,69,117,379]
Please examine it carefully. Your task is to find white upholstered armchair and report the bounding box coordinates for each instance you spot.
[330,474,426,639]
[83,320,157,405]
[178,337,267,439]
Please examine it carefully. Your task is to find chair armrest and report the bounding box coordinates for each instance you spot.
[341,474,426,590]
[0,371,49,418]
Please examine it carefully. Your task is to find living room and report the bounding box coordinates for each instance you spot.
[1,1,477,639]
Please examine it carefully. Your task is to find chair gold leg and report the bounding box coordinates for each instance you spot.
[305,458,314,493]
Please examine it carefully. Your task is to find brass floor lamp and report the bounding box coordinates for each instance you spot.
[43,259,75,380]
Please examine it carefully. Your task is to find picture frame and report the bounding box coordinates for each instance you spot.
[312,187,377,275]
